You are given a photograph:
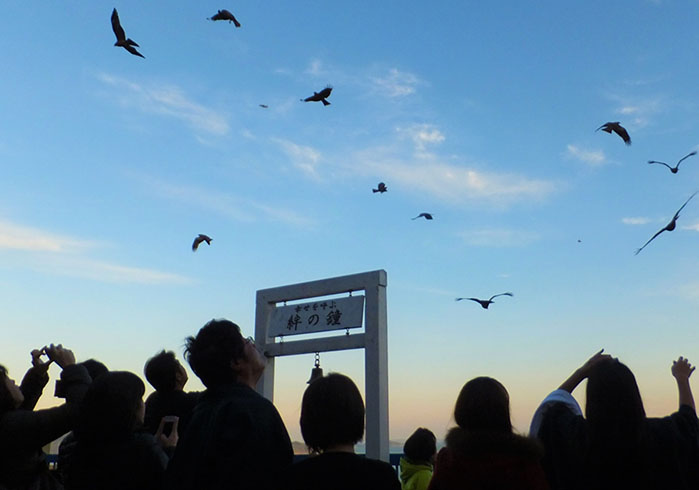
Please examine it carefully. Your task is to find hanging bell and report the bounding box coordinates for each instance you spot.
[307,352,323,384]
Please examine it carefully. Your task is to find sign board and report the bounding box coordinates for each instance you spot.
[268,295,365,337]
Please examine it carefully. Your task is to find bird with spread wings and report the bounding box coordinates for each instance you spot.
[635,192,698,255]
[111,9,144,58]
[648,151,697,174]
[455,292,513,309]
[597,122,631,145]
[192,234,212,252]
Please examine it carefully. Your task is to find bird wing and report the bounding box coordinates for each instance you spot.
[635,228,666,255]
[192,237,203,251]
[424,213,433,219]
[111,9,126,43]
[613,125,631,145]
[671,191,698,220]
[488,292,513,301]
[596,123,612,133]
[124,44,145,58]
[648,160,673,170]
[676,151,698,169]
[318,87,332,98]
[230,15,241,27]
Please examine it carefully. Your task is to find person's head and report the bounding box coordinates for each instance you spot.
[300,373,365,453]
[75,371,145,444]
[0,365,24,414]
[403,427,437,464]
[144,350,187,392]
[184,319,264,388]
[585,358,646,440]
[80,359,109,381]
[453,376,512,434]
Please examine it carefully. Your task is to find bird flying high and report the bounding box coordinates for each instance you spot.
[412,213,433,220]
[455,292,513,309]
[648,151,697,174]
[301,86,332,106]
[208,9,241,27]
[111,8,144,58]
[373,182,387,193]
[192,234,212,252]
[596,122,631,145]
[635,191,698,255]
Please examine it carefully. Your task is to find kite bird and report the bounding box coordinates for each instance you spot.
[412,213,433,220]
[301,86,332,106]
[635,191,698,255]
[208,9,241,27]
[111,8,144,58]
[596,122,631,145]
[192,234,212,252]
[648,151,697,174]
[455,292,513,309]
[373,182,387,193]
[259,104,268,109]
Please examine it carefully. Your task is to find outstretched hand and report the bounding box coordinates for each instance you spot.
[30,348,53,373]
[578,349,614,377]
[44,344,75,369]
[155,416,179,449]
[672,356,695,382]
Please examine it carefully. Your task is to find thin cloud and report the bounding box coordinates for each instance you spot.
[566,144,607,166]
[606,92,664,129]
[459,228,540,247]
[0,220,94,252]
[0,219,190,285]
[622,217,651,225]
[96,73,229,136]
[272,138,323,179]
[137,175,315,227]
[681,223,699,231]
[305,59,326,77]
[397,124,445,152]
[371,68,421,97]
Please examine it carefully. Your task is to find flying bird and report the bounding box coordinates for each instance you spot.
[455,292,513,309]
[635,191,698,255]
[111,8,144,58]
[301,86,332,106]
[192,234,212,252]
[259,104,268,109]
[648,151,697,174]
[596,122,631,145]
[208,9,241,27]
[412,213,433,220]
[373,182,387,193]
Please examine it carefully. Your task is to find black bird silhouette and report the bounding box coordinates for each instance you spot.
[455,292,513,309]
[301,86,332,106]
[259,104,268,109]
[648,151,697,174]
[192,234,212,252]
[111,8,144,58]
[208,9,241,27]
[635,191,698,255]
[412,213,433,220]
[373,182,387,193]
[596,122,631,145]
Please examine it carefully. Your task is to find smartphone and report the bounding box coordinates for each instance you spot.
[160,415,179,437]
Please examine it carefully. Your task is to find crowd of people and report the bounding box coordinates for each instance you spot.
[0,319,697,490]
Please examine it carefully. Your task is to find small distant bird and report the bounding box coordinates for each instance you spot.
[412,213,433,220]
[301,86,332,106]
[111,8,144,58]
[192,234,212,252]
[635,191,698,255]
[373,182,387,193]
[259,104,268,109]
[648,151,697,174]
[596,122,631,145]
[455,292,513,309]
[208,9,241,27]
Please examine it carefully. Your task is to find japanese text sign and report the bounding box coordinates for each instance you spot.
[268,296,365,337]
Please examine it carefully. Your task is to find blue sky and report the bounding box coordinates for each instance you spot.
[3,0,699,442]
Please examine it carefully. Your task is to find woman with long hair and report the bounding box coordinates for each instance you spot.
[530,350,699,490]
[427,377,548,490]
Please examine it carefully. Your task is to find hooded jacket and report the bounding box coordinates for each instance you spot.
[427,429,548,490]
[399,457,433,490]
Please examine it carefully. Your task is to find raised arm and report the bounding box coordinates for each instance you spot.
[671,356,695,411]
[559,349,612,393]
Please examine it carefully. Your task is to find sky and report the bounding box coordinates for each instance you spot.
[3,0,699,446]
